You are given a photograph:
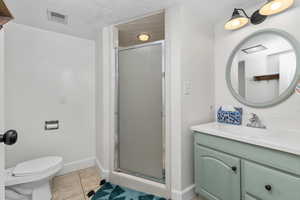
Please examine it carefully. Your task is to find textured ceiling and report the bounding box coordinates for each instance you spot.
[4,0,184,40]
[3,0,286,40]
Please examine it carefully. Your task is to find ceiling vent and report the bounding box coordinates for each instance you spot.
[242,45,267,54]
[47,10,68,24]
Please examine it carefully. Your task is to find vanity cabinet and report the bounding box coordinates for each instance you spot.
[194,132,300,200]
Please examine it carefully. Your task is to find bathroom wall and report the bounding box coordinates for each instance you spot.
[95,29,108,176]
[164,2,216,194]
[214,5,300,131]
[4,23,96,168]
[279,51,296,93]
[236,52,280,103]
[179,3,215,191]
[95,30,102,168]
[95,26,111,178]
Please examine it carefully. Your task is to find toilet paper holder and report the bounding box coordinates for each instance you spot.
[45,120,59,130]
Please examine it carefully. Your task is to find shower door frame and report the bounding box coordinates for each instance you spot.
[114,40,166,184]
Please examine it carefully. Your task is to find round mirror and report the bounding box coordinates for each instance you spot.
[226,29,300,108]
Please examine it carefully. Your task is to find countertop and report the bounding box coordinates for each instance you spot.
[191,122,300,156]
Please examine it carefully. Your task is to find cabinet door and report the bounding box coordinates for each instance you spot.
[195,145,240,200]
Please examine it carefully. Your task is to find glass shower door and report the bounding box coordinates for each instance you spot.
[117,42,164,182]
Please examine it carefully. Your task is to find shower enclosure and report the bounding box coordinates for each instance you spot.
[115,41,165,183]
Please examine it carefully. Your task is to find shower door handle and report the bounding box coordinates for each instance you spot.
[0,130,18,145]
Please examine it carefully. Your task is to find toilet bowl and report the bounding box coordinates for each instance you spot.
[5,156,63,200]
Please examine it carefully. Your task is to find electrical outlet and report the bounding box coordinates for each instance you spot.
[183,80,192,95]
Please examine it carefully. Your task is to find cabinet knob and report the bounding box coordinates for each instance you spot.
[265,185,272,191]
[231,166,237,172]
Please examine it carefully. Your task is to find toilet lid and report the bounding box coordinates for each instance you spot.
[12,156,63,177]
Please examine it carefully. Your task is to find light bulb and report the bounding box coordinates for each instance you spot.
[137,33,150,42]
[232,19,241,26]
[271,2,283,10]
[260,0,294,16]
[225,17,249,30]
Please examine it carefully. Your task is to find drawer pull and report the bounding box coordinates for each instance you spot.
[231,166,237,172]
[265,185,272,191]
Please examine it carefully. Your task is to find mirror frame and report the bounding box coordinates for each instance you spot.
[226,29,300,108]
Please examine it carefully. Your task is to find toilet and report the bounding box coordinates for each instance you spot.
[5,156,63,200]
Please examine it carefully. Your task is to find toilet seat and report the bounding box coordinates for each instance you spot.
[5,156,63,186]
[13,157,63,177]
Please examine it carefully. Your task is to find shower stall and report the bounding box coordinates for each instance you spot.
[115,41,165,183]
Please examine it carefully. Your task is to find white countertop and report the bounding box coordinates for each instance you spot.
[191,122,300,156]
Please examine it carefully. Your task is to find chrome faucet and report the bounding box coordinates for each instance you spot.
[247,113,266,129]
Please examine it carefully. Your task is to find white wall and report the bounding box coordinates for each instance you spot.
[214,5,300,130]
[165,3,215,196]
[279,51,296,93]
[95,29,105,171]
[96,26,113,177]
[179,3,215,191]
[4,23,96,168]
[165,6,183,197]
[234,50,280,103]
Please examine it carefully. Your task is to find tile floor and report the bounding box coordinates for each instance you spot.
[51,167,206,200]
[51,166,101,200]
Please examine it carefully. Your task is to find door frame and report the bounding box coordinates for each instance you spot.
[101,23,172,197]
[118,40,164,51]
[114,40,166,183]
[108,25,170,196]
[100,8,184,198]
[0,29,5,200]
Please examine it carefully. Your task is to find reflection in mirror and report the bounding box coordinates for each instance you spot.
[231,33,296,104]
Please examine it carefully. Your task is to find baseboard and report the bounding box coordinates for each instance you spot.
[172,184,195,200]
[57,157,96,175]
[95,158,110,179]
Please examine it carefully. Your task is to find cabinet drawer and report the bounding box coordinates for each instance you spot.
[243,161,300,200]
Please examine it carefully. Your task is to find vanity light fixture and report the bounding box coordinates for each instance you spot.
[225,0,294,31]
[259,0,294,16]
[137,33,151,42]
[224,9,250,30]
[225,8,267,30]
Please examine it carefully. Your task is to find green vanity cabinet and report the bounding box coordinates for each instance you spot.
[194,131,300,200]
[195,145,241,200]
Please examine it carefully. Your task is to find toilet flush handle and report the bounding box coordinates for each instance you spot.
[0,130,18,145]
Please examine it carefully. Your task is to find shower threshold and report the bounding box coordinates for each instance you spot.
[115,168,166,184]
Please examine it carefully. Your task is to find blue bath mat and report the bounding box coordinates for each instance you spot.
[91,182,166,200]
